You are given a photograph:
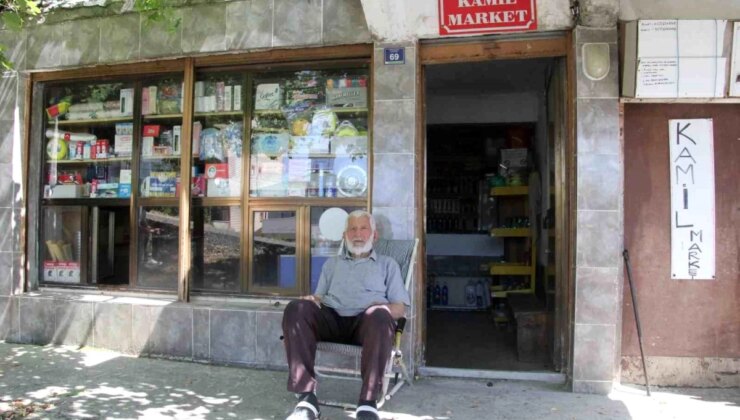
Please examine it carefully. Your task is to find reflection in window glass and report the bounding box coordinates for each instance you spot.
[192,206,241,292]
[309,206,363,293]
[252,211,297,290]
[137,207,179,290]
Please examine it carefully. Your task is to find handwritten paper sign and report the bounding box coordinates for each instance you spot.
[669,119,715,280]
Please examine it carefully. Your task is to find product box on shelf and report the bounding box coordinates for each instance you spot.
[118,183,131,198]
[142,137,154,156]
[43,261,80,283]
[94,183,119,198]
[114,134,133,155]
[290,136,326,154]
[143,125,161,137]
[50,184,84,198]
[206,178,240,197]
[332,136,368,155]
[233,85,242,111]
[205,163,228,179]
[120,169,132,184]
[115,122,133,135]
[499,148,528,175]
[326,87,367,108]
[192,175,206,196]
[143,172,177,197]
[56,262,80,283]
[119,88,134,115]
[255,84,282,109]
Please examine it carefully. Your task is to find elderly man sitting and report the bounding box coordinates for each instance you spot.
[282,210,410,420]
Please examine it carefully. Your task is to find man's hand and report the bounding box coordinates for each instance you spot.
[300,294,322,308]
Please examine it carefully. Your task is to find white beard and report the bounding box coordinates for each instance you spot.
[346,238,373,256]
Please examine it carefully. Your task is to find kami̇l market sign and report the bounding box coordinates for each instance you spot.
[439,0,537,36]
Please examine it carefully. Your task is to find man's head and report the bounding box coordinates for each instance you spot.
[344,210,378,256]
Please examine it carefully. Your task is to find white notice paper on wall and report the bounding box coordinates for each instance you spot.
[669,119,715,280]
[636,58,678,97]
[638,20,677,58]
[634,19,728,98]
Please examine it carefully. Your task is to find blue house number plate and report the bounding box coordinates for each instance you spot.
[384,47,405,65]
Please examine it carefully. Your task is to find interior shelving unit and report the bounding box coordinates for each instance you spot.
[488,185,536,320]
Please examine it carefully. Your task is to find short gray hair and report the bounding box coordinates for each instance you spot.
[345,210,376,234]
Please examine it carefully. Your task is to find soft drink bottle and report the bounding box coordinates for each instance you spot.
[441,284,449,306]
[433,284,441,305]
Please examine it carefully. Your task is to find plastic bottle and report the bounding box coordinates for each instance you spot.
[427,279,434,305]
[482,279,491,308]
[475,280,485,308]
[433,284,441,306]
[441,284,449,306]
[465,280,477,307]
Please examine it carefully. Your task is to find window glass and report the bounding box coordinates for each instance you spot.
[41,206,85,284]
[43,81,135,200]
[137,206,179,289]
[308,206,363,293]
[138,76,183,198]
[191,206,242,292]
[191,72,245,198]
[250,68,369,198]
[251,210,297,291]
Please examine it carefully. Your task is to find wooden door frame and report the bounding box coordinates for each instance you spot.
[415,32,576,377]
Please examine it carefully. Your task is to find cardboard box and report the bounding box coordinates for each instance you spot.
[205,163,229,179]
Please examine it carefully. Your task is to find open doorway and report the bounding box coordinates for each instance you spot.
[422,56,567,373]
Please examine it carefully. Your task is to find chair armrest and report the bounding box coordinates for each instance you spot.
[395,317,407,334]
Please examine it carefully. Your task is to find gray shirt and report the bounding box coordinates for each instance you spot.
[315,249,411,317]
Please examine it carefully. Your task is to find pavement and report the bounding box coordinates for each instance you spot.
[0,343,738,420]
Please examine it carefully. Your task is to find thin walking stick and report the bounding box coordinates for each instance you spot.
[623,249,651,396]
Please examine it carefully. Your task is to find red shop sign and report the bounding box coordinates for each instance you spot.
[438,0,538,36]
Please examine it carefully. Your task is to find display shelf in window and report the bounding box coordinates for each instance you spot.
[191,72,245,199]
[138,122,182,196]
[43,82,137,201]
[249,68,369,199]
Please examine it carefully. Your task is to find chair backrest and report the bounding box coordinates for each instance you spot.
[374,238,419,291]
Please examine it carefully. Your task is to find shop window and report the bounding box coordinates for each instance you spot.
[35,60,370,298]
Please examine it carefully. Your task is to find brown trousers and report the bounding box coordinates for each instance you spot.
[282,299,395,401]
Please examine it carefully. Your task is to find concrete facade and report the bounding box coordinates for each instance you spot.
[5,0,719,396]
